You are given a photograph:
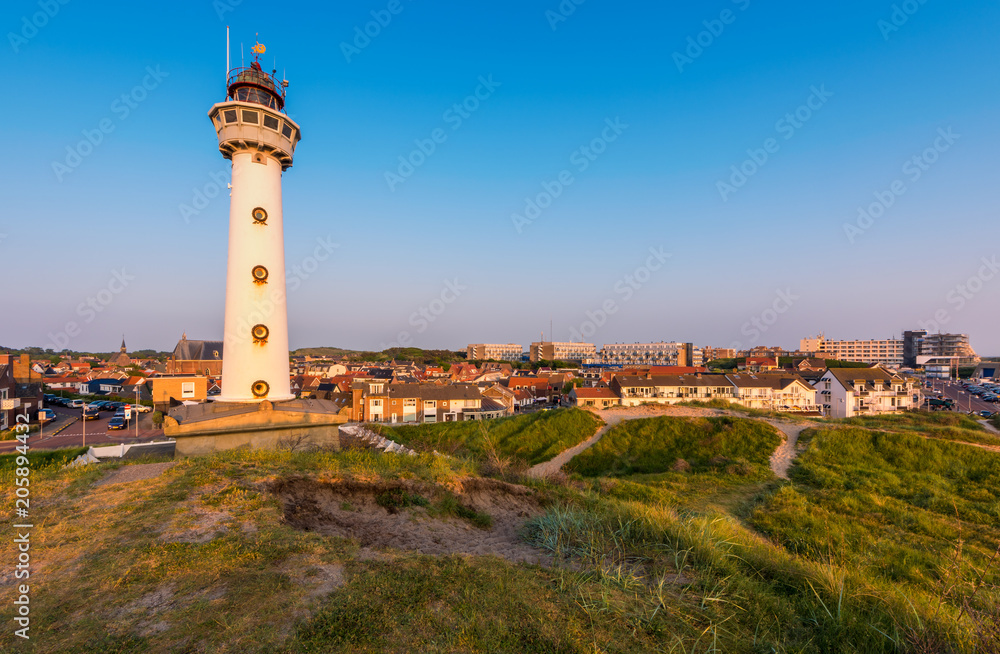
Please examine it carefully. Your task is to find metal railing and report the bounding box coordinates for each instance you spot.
[227,66,285,102]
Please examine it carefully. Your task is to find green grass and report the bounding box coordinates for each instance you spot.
[750,427,1000,648]
[2,416,998,652]
[0,445,87,472]
[566,416,781,478]
[291,556,650,653]
[675,398,811,420]
[376,408,602,467]
[834,410,1000,447]
[839,410,985,432]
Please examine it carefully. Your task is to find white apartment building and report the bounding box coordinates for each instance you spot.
[466,343,522,362]
[800,335,903,366]
[529,342,597,363]
[600,342,704,367]
[812,368,917,418]
[609,372,817,412]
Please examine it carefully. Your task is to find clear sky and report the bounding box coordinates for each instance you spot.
[3,0,998,355]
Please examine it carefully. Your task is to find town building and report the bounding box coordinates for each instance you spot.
[0,353,35,383]
[599,342,703,367]
[530,341,597,363]
[0,363,43,430]
[971,362,998,380]
[919,333,979,366]
[466,343,522,362]
[167,334,224,376]
[902,330,926,367]
[812,368,917,418]
[725,374,818,412]
[800,334,904,366]
[108,337,133,367]
[610,373,737,406]
[350,382,490,423]
[703,347,737,361]
[152,376,209,411]
[569,387,620,409]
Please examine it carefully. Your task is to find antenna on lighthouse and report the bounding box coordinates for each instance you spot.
[226,26,230,83]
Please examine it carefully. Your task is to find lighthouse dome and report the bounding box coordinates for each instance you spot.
[227,61,285,111]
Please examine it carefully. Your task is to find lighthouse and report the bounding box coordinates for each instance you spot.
[164,34,344,456]
[208,38,299,403]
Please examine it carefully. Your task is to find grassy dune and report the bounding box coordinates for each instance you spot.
[566,415,781,478]
[376,408,603,467]
[1,411,998,652]
[836,411,1000,447]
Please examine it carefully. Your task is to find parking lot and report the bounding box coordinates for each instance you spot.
[0,402,164,454]
[925,379,997,417]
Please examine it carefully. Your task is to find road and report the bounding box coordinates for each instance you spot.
[924,379,997,416]
[0,405,165,454]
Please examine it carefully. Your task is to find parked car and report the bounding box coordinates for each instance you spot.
[132,405,152,413]
[68,399,84,409]
[108,417,126,430]
[83,406,101,420]
[38,409,56,424]
[979,410,994,418]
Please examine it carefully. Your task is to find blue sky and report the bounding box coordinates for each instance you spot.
[3,0,999,355]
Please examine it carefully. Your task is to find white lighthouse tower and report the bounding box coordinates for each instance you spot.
[208,38,299,403]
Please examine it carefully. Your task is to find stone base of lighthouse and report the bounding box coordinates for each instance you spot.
[164,398,347,458]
